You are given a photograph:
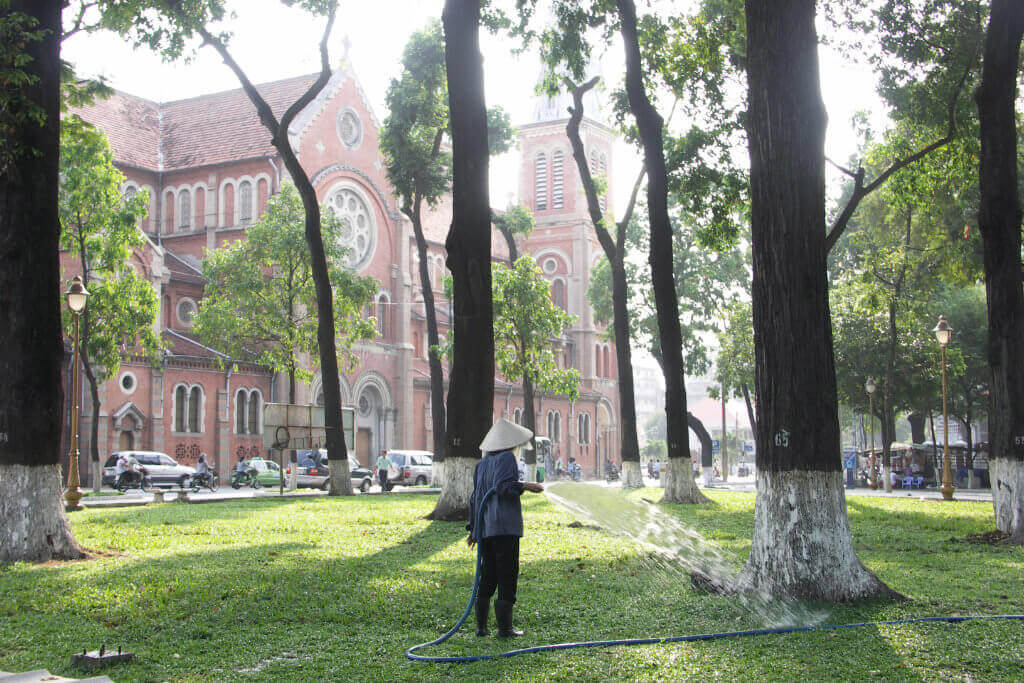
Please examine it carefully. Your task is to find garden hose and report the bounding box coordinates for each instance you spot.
[405,488,1024,664]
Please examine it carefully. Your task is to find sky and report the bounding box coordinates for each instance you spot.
[61,1,886,424]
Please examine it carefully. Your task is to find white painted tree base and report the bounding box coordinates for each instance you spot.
[621,461,643,489]
[91,459,102,493]
[427,457,476,521]
[432,460,445,489]
[991,457,1024,543]
[0,464,84,564]
[883,465,892,492]
[661,457,709,504]
[327,459,354,496]
[735,469,900,601]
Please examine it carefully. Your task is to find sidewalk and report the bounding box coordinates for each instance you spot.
[79,484,441,509]
[700,477,993,503]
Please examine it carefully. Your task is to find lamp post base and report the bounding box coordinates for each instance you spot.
[63,488,83,511]
[940,483,955,501]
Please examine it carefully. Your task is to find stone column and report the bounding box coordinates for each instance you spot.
[150,364,165,452]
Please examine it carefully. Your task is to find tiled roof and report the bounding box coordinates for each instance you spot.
[163,329,228,360]
[164,250,204,284]
[72,90,161,170]
[73,74,319,172]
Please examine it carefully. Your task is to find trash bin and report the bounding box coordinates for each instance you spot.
[658,462,667,488]
[536,464,545,483]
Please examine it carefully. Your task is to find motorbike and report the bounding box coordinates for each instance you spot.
[189,471,220,493]
[115,469,151,492]
[605,464,619,483]
[230,468,262,489]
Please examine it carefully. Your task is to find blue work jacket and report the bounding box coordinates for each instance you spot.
[467,450,525,540]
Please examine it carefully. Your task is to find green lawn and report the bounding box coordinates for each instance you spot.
[1,490,1022,681]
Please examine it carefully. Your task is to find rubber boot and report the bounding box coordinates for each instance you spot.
[494,599,523,638]
[475,599,490,637]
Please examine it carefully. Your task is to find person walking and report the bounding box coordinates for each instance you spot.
[466,418,544,638]
[375,449,390,492]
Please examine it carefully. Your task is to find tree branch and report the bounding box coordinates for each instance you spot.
[825,50,975,254]
[194,24,280,134]
[279,3,337,135]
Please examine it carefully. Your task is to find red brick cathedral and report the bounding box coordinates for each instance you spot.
[66,59,620,481]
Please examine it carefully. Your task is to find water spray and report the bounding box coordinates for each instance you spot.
[406,483,1024,664]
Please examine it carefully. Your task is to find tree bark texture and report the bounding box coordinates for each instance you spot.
[741,0,896,598]
[406,204,447,466]
[617,0,703,503]
[429,0,493,521]
[975,0,1024,542]
[565,78,642,485]
[0,0,83,562]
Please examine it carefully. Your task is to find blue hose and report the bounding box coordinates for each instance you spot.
[406,488,1024,663]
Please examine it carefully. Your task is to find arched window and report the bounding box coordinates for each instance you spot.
[377,293,390,340]
[179,188,192,229]
[413,331,421,358]
[188,386,202,433]
[595,344,603,377]
[174,385,188,432]
[123,186,137,201]
[247,391,261,435]
[164,192,175,234]
[552,279,566,311]
[235,390,247,435]
[513,407,523,425]
[535,153,548,211]
[552,150,564,209]
[239,180,253,224]
[578,412,590,445]
[604,347,612,378]
[547,411,561,444]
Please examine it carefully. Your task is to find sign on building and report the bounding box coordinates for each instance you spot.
[263,404,355,451]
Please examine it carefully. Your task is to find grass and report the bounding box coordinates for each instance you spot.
[1,490,1022,681]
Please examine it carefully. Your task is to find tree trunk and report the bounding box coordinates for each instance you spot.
[741,382,757,437]
[0,0,83,563]
[192,11,351,495]
[739,0,898,599]
[975,0,1024,543]
[907,413,926,445]
[523,373,536,482]
[428,0,493,521]
[688,412,713,470]
[405,206,447,468]
[565,78,642,488]
[83,357,101,492]
[618,0,704,504]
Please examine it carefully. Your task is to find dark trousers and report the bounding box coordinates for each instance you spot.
[479,535,520,604]
[378,470,388,490]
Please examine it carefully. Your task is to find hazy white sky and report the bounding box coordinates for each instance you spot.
[61,1,884,217]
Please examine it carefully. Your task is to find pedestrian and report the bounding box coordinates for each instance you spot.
[375,449,390,492]
[467,418,544,638]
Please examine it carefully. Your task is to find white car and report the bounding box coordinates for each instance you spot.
[102,451,195,488]
[385,450,434,487]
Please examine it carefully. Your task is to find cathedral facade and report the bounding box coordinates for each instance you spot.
[65,60,620,481]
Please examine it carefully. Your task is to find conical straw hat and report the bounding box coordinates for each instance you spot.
[479,417,533,453]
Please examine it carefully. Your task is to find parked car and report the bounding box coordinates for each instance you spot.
[102,451,195,488]
[386,450,434,487]
[246,457,284,487]
[291,450,374,492]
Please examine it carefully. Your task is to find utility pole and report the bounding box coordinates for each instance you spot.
[721,381,729,482]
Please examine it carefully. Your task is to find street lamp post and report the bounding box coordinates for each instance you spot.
[865,378,877,489]
[63,276,89,512]
[934,315,955,501]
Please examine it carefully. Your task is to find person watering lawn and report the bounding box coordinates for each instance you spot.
[466,418,544,638]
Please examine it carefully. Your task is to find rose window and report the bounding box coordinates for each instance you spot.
[327,187,375,269]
